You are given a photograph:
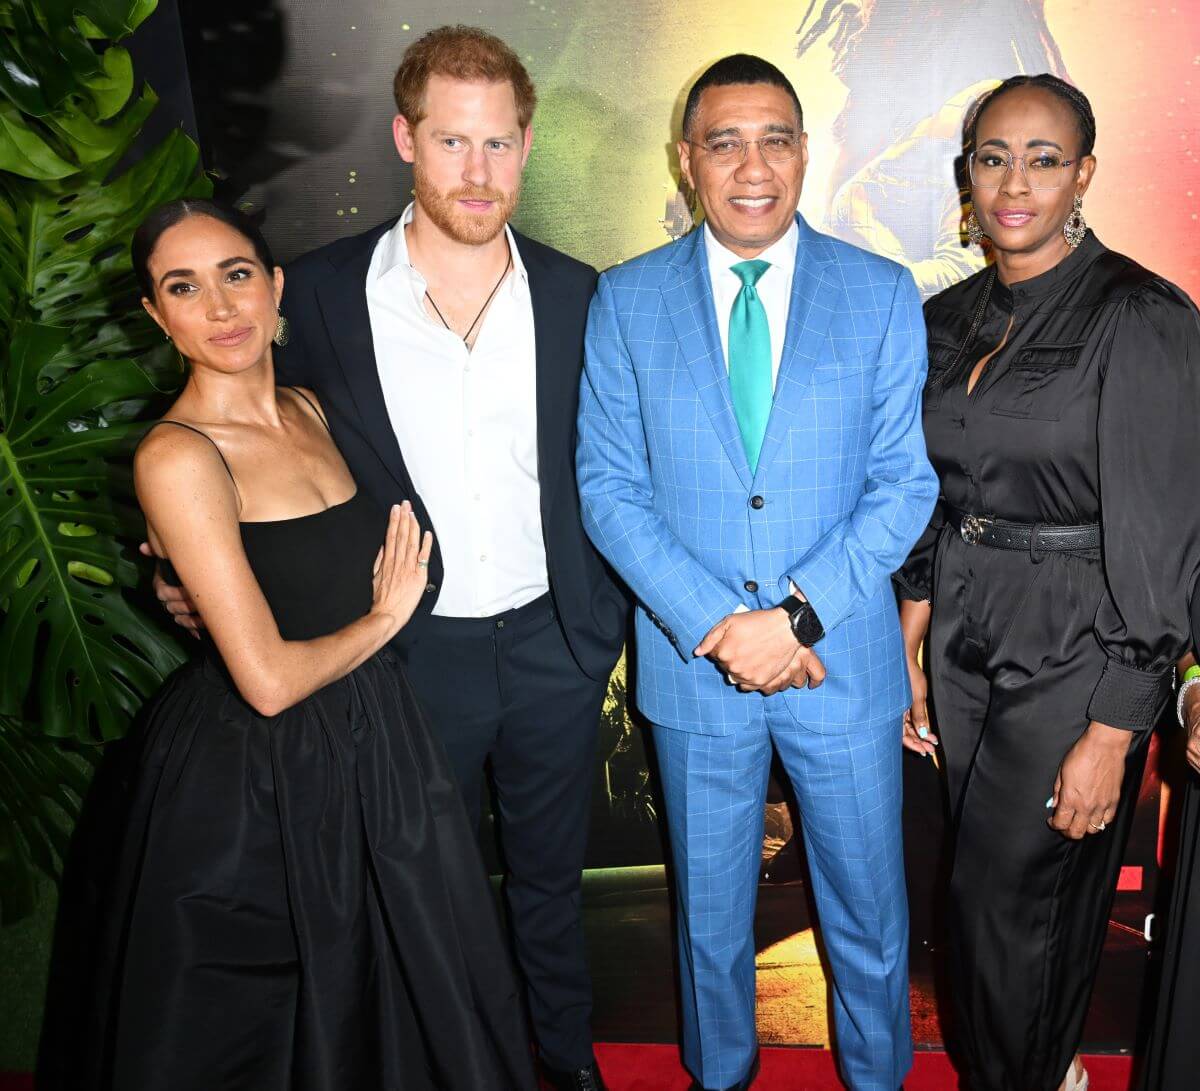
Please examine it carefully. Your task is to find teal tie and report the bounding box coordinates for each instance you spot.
[728,259,773,473]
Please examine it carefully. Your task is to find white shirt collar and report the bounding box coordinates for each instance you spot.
[703,217,799,278]
[375,201,529,287]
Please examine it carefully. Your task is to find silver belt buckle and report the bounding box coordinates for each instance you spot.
[960,514,990,546]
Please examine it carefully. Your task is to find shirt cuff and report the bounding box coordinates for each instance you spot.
[891,570,931,603]
[1086,659,1174,730]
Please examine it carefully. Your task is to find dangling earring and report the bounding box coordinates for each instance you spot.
[966,209,986,247]
[273,313,291,347]
[163,332,188,371]
[1063,193,1087,249]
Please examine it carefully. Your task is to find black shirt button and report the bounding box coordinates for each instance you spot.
[744,580,758,593]
[425,582,437,593]
[750,495,765,509]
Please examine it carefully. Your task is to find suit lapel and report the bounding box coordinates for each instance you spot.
[662,229,753,489]
[314,224,412,493]
[754,216,839,481]
[516,233,571,507]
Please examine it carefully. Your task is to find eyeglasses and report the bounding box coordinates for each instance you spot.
[689,134,802,165]
[969,149,1078,190]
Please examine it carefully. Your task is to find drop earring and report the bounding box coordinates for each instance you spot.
[1063,194,1087,249]
[273,313,291,347]
[966,209,986,247]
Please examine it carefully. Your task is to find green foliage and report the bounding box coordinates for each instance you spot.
[0,713,90,923]
[0,0,209,922]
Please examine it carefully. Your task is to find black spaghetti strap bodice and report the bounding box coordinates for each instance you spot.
[77,399,535,1091]
[148,400,384,640]
[241,490,382,640]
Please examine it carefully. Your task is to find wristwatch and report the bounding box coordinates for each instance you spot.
[777,595,824,646]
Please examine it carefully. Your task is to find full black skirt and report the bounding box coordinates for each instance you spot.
[1143,772,1200,1091]
[82,649,534,1090]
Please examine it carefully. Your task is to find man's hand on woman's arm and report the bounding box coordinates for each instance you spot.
[140,541,203,636]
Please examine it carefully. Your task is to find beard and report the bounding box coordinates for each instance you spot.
[413,161,520,245]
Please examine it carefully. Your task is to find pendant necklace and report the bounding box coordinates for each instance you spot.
[424,249,513,349]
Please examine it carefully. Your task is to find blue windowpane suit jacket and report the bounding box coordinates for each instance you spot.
[577,215,938,735]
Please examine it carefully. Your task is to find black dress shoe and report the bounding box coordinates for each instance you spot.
[688,1050,760,1091]
[542,1061,608,1091]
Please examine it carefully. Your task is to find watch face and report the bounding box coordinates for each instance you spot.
[791,603,823,645]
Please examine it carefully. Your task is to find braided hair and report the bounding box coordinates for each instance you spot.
[968,73,1096,156]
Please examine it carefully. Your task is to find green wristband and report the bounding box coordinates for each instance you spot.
[1183,664,1200,684]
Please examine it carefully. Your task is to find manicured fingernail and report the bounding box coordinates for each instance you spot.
[917,726,929,739]
[1045,796,1055,808]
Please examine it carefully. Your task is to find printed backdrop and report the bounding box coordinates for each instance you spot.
[180,0,1200,1052]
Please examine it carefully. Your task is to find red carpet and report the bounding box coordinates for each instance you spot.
[590,1043,1135,1089]
[2,1049,1135,1090]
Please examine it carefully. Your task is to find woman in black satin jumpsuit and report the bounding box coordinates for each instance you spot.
[896,76,1200,1091]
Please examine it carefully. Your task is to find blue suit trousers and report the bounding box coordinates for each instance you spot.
[653,706,912,1091]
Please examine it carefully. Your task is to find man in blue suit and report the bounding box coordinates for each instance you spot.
[577,55,937,1091]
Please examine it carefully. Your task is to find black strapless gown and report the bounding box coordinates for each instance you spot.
[84,490,535,1090]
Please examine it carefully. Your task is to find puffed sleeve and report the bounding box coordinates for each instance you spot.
[895,296,950,603]
[1088,279,1200,729]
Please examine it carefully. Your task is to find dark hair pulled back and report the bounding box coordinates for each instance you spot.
[131,199,276,300]
[968,73,1096,157]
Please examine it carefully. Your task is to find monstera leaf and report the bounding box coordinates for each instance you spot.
[0,1,155,181]
[0,713,89,923]
[1,125,204,382]
[0,322,186,742]
[0,0,208,919]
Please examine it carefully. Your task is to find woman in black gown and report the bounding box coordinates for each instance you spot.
[1143,638,1200,1089]
[895,76,1200,1091]
[82,199,536,1090]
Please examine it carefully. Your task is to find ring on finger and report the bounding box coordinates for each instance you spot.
[416,560,429,569]
[1088,819,1108,831]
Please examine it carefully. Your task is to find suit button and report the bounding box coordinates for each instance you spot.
[425,582,437,593]
[744,580,758,593]
[750,495,765,509]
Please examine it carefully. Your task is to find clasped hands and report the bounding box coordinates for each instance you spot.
[694,608,825,696]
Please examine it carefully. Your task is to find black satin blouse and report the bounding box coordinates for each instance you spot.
[897,231,1200,728]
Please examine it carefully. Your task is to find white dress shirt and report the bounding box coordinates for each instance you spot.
[703,219,799,387]
[704,219,803,611]
[365,203,549,618]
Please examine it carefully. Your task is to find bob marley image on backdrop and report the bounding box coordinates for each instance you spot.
[176,0,1200,1050]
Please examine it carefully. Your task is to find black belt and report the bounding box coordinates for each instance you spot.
[947,507,1101,554]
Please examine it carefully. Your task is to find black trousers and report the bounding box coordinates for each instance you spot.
[404,593,606,1072]
[928,533,1149,1091]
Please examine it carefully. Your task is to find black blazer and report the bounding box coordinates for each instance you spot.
[275,217,627,681]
